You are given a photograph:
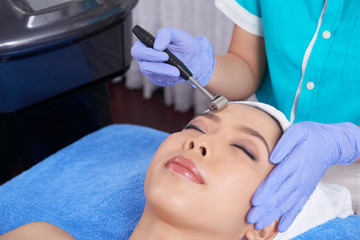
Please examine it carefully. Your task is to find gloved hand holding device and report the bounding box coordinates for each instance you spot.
[247,121,360,232]
[131,28,214,87]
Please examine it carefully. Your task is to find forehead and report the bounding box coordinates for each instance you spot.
[208,103,274,121]
[208,103,282,149]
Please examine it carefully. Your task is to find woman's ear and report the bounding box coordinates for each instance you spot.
[244,219,279,240]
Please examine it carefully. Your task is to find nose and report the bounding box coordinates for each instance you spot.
[184,137,211,160]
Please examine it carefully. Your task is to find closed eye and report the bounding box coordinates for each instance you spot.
[231,144,256,161]
[183,124,205,133]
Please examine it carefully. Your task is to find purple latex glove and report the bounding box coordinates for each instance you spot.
[131,27,214,87]
[247,121,360,232]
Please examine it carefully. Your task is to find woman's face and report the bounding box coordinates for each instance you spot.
[144,103,282,239]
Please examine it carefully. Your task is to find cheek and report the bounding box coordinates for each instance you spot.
[213,171,260,206]
[212,161,275,217]
[204,164,264,230]
[148,133,184,167]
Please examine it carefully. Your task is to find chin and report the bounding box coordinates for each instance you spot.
[144,175,249,239]
[144,172,205,226]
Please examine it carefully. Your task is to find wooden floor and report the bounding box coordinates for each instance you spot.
[107,80,195,133]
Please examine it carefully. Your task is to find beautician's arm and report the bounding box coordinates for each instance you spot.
[206,25,267,100]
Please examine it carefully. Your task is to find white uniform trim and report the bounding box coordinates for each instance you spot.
[215,0,264,36]
[290,0,328,123]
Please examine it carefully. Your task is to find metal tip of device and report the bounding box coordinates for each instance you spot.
[209,95,228,112]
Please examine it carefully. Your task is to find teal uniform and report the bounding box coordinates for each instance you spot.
[215,0,360,125]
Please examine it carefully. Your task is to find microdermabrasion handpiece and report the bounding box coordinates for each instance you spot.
[132,25,228,112]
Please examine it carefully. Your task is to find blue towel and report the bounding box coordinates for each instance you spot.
[292,215,360,240]
[0,124,359,239]
[0,124,168,239]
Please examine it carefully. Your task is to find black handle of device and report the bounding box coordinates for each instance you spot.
[132,25,193,80]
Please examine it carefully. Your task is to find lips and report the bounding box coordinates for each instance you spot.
[165,156,204,184]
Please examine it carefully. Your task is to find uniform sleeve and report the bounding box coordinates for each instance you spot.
[215,0,263,36]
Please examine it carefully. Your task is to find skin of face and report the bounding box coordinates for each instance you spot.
[142,103,282,239]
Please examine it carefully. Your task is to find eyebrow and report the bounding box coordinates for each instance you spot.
[193,112,270,154]
[236,125,270,154]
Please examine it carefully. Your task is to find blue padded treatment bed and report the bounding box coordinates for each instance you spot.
[0,124,359,239]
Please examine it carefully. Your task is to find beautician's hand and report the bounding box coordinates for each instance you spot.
[247,121,360,232]
[131,28,214,87]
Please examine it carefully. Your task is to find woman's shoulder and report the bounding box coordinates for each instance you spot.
[0,222,76,240]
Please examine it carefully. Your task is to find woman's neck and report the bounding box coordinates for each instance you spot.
[129,206,223,240]
[129,208,185,240]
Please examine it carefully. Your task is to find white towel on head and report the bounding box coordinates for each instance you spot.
[230,101,291,131]
[274,182,354,240]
